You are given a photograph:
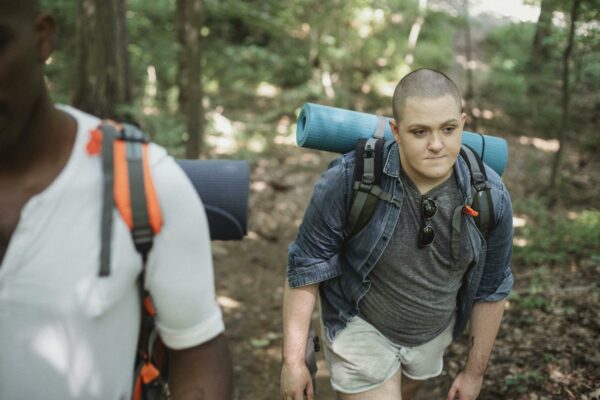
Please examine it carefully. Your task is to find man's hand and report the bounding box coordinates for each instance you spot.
[280,361,314,400]
[446,370,483,400]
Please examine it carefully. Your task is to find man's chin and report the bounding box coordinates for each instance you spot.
[422,167,454,182]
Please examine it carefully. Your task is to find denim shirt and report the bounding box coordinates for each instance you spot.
[287,140,514,342]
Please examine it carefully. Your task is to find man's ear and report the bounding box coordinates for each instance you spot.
[389,119,401,141]
[35,13,55,63]
[460,112,467,128]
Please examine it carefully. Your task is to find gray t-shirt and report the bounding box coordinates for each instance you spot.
[358,170,474,346]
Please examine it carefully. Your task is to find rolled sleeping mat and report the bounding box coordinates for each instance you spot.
[176,160,249,241]
[296,102,509,176]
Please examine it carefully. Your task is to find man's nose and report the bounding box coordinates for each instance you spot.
[428,132,444,152]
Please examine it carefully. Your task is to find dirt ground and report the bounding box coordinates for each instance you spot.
[211,134,600,400]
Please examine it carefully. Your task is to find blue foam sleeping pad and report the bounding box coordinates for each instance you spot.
[296,103,508,176]
[176,160,249,241]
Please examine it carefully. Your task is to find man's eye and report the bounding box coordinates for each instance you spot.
[443,126,456,134]
[412,129,427,136]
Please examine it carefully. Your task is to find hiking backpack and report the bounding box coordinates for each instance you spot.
[89,120,170,400]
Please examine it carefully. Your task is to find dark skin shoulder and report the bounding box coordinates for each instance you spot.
[168,334,233,400]
[0,108,76,264]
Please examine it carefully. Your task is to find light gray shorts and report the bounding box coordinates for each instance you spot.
[322,316,455,394]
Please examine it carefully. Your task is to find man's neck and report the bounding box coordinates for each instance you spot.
[402,165,454,195]
[0,95,76,175]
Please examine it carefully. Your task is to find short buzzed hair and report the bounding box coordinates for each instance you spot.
[392,68,462,122]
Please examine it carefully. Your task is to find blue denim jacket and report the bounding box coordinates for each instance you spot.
[287,140,514,342]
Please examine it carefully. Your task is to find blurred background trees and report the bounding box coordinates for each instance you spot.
[38,2,599,395]
[42,0,599,186]
[72,0,131,118]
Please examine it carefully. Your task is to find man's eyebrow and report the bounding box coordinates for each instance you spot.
[406,123,431,130]
[406,119,459,130]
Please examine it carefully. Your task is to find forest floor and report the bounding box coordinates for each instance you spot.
[211,132,600,400]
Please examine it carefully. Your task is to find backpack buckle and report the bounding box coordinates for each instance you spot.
[473,180,490,192]
[132,227,154,256]
[118,124,150,143]
[360,174,375,186]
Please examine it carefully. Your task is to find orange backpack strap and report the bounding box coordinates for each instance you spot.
[94,121,169,399]
[97,120,163,277]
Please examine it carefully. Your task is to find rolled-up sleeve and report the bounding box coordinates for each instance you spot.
[287,157,350,287]
[475,186,514,302]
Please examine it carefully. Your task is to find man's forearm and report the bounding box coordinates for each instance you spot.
[463,300,506,377]
[282,281,318,366]
[168,334,233,400]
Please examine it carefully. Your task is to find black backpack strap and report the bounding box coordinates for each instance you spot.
[459,144,495,237]
[345,138,383,237]
[345,117,400,238]
[118,123,154,264]
[99,124,117,277]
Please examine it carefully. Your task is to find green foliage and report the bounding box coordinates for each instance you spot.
[505,371,545,393]
[413,11,457,71]
[41,0,76,105]
[480,22,553,130]
[128,0,178,104]
[508,266,552,310]
[40,0,600,156]
[513,198,600,266]
[508,281,549,311]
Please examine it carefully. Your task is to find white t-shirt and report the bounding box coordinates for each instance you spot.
[0,106,224,399]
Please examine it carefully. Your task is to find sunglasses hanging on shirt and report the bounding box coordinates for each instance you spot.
[418,197,437,248]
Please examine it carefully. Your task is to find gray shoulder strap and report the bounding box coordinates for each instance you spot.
[98,123,153,277]
[345,139,378,237]
[120,124,154,264]
[459,145,494,237]
[99,124,117,277]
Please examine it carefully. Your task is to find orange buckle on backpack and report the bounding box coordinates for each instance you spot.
[143,295,157,317]
[463,205,479,217]
[133,362,161,400]
[141,362,160,384]
[86,129,103,155]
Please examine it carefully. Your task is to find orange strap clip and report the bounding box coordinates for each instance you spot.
[463,205,479,217]
[143,296,157,317]
[141,362,160,384]
[86,129,103,155]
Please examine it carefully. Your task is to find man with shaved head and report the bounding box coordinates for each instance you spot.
[0,3,232,399]
[282,69,513,400]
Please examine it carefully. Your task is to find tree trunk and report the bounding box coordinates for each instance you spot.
[73,0,130,118]
[177,0,205,159]
[531,0,556,68]
[462,0,478,131]
[548,0,581,205]
[404,0,427,67]
[528,0,556,116]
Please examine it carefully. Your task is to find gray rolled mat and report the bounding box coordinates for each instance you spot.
[176,160,249,241]
[296,103,508,176]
